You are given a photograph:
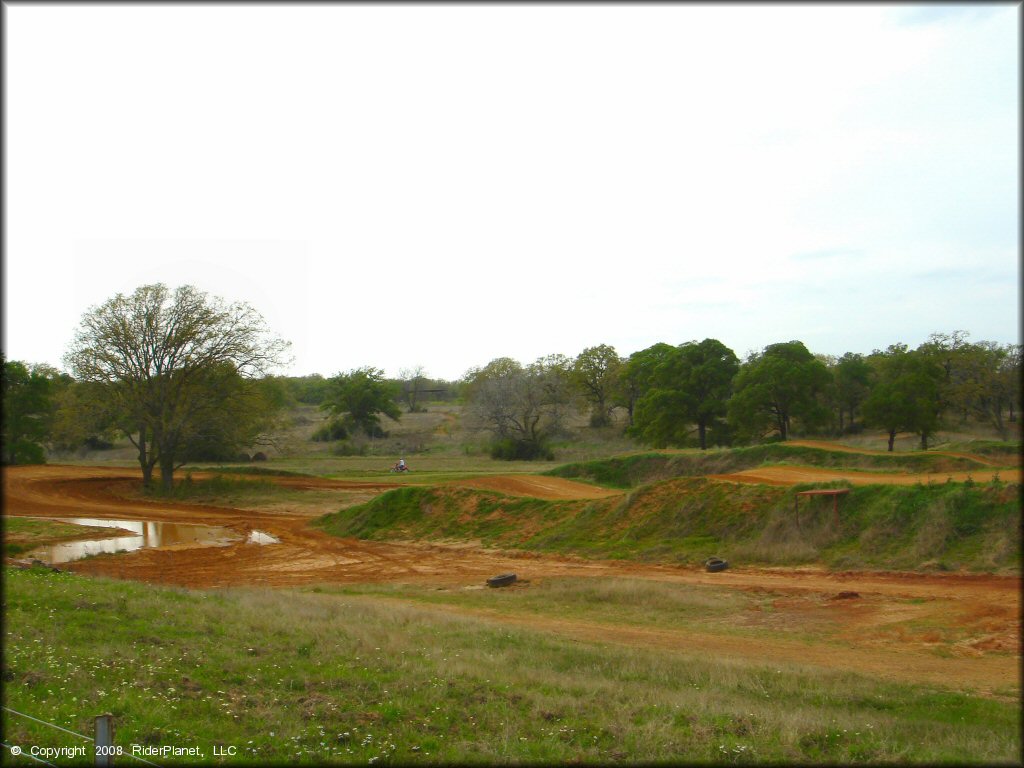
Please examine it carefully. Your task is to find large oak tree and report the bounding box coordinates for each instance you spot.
[321,367,402,437]
[631,338,739,449]
[615,342,676,427]
[65,284,289,488]
[862,345,944,451]
[464,355,571,459]
[727,341,831,441]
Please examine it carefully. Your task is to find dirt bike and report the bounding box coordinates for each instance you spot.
[390,464,410,473]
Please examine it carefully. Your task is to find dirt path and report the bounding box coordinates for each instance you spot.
[787,439,1015,467]
[3,464,1020,697]
[441,475,621,499]
[708,465,1020,486]
[2,466,622,589]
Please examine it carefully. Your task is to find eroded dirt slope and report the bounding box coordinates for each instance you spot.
[708,465,1019,486]
[3,464,1020,697]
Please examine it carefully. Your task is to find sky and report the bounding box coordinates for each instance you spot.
[3,3,1019,381]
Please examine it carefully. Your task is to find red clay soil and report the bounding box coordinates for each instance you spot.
[439,475,621,499]
[2,466,622,590]
[788,438,1019,467]
[708,464,1021,487]
[3,464,1020,697]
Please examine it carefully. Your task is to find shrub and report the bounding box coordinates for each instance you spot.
[7,440,46,465]
[489,438,554,461]
[311,418,349,442]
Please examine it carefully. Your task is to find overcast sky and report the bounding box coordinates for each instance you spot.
[4,3,1019,381]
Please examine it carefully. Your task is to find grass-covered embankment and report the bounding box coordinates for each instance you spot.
[4,566,1020,764]
[545,444,1004,489]
[126,474,332,509]
[315,478,1020,571]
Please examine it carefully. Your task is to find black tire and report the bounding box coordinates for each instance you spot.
[486,573,517,588]
[704,557,728,573]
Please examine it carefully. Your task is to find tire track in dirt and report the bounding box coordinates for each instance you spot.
[787,439,1015,467]
[2,466,620,589]
[708,465,1020,487]
[441,475,622,499]
[3,464,1019,697]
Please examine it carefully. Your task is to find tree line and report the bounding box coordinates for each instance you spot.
[459,334,1020,458]
[3,284,1020,485]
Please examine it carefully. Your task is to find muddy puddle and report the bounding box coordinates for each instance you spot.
[25,517,279,565]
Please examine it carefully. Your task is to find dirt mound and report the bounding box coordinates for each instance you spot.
[708,465,1019,487]
[788,439,1015,467]
[444,475,621,499]
[3,464,1019,697]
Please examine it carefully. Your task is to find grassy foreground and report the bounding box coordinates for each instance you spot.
[3,566,1020,765]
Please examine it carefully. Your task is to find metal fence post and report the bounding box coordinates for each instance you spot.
[95,714,114,767]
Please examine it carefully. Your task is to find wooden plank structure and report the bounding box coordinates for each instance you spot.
[794,488,850,529]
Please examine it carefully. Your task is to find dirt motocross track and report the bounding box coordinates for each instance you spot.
[3,464,1021,697]
[3,466,622,589]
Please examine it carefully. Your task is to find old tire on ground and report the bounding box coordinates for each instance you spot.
[704,557,728,573]
[487,573,517,588]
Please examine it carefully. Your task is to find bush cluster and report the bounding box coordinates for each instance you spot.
[489,438,554,461]
[311,418,349,442]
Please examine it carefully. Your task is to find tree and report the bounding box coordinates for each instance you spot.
[464,355,570,459]
[862,346,944,451]
[959,341,1020,439]
[175,364,289,461]
[615,342,676,428]
[917,332,1020,436]
[917,330,975,424]
[321,367,402,437]
[832,352,872,432]
[49,379,123,454]
[630,338,739,449]
[65,284,289,489]
[1000,344,1022,425]
[727,341,831,442]
[570,344,622,427]
[282,374,332,406]
[1,356,54,464]
[399,365,429,413]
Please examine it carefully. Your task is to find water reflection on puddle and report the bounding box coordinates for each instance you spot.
[26,517,278,565]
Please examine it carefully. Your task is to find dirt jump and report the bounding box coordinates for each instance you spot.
[3,462,1020,697]
[708,464,1018,486]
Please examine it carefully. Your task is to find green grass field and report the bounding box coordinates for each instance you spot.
[4,566,1020,765]
[9,419,1021,765]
